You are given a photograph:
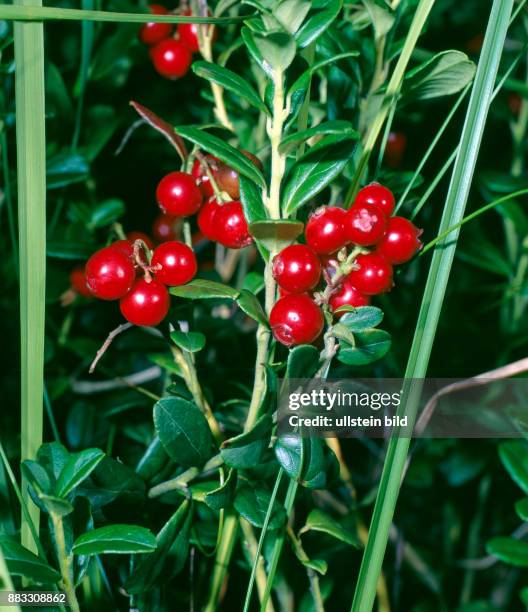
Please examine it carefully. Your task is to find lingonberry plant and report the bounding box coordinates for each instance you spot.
[2,0,528,611]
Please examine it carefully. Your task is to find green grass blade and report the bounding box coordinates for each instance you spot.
[0,5,249,23]
[0,547,21,612]
[14,0,46,554]
[350,1,514,610]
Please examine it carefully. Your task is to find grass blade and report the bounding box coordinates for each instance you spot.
[0,5,249,24]
[14,0,46,554]
[350,1,515,610]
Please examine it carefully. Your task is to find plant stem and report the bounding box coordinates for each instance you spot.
[240,518,276,612]
[172,346,222,442]
[350,1,514,609]
[260,478,298,611]
[51,513,80,612]
[286,525,325,612]
[14,0,46,555]
[266,70,287,220]
[204,513,239,612]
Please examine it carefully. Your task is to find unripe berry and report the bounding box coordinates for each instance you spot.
[376,217,423,264]
[215,151,262,200]
[305,206,348,255]
[152,240,197,286]
[85,246,136,300]
[150,38,192,79]
[272,244,321,293]
[156,171,203,216]
[138,4,172,46]
[355,183,395,217]
[345,202,387,246]
[348,253,393,295]
[270,294,324,347]
[120,279,170,326]
[214,201,252,249]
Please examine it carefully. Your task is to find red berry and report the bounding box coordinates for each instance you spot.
[384,132,407,169]
[152,213,180,242]
[191,155,219,198]
[272,245,321,293]
[126,232,154,250]
[178,9,216,53]
[111,239,135,259]
[348,253,393,295]
[355,183,395,217]
[305,206,348,255]
[215,151,262,200]
[156,171,203,217]
[152,240,197,286]
[376,216,422,264]
[345,202,387,246]
[150,38,192,79]
[214,201,252,249]
[197,197,220,240]
[70,267,93,298]
[139,4,172,46]
[120,278,170,326]
[270,294,324,347]
[329,277,370,316]
[85,246,136,300]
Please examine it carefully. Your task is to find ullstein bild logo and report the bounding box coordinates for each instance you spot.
[277,378,528,439]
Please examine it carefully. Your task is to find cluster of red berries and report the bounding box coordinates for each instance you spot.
[72,234,197,327]
[138,5,213,80]
[269,183,423,347]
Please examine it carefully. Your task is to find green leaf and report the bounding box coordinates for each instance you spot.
[221,414,272,469]
[89,198,125,229]
[279,120,358,155]
[499,441,528,494]
[21,460,52,496]
[241,271,265,294]
[296,0,343,47]
[204,469,237,510]
[486,537,528,567]
[515,498,528,521]
[170,279,239,300]
[240,174,268,224]
[36,442,69,482]
[362,0,394,39]
[73,525,157,555]
[249,220,304,253]
[282,138,356,215]
[40,495,74,517]
[237,290,268,326]
[234,485,286,528]
[339,306,384,331]
[402,50,476,103]
[154,397,213,468]
[274,0,311,33]
[193,61,269,115]
[46,152,89,189]
[299,509,361,547]
[0,537,61,584]
[56,448,105,498]
[242,28,296,75]
[301,557,328,574]
[286,345,320,379]
[170,330,206,353]
[175,125,266,188]
[337,329,391,366]
[274,435,335,488]
[46,241,95,260]
[126,501,192,593]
